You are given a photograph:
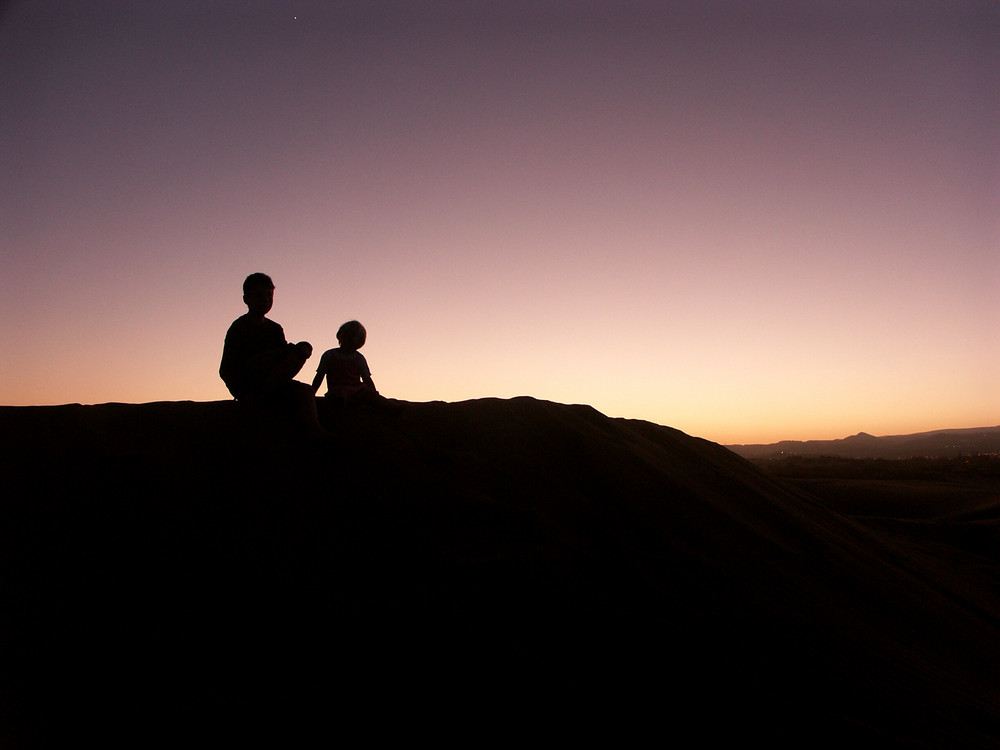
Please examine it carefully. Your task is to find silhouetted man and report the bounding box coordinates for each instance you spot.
[220,272,323,434]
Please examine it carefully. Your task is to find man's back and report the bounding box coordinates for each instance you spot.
[220,314,287,400]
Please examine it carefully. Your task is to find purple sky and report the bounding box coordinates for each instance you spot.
[2,0,998,443]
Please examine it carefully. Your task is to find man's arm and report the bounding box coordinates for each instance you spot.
[219,326,243,398]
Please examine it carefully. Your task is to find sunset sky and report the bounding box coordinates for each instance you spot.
[2,0,997,444]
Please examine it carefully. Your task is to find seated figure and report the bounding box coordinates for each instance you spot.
[311,320,379,405]
[220,272,323,433]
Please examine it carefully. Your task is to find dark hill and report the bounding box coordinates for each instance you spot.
[2,398,999,746]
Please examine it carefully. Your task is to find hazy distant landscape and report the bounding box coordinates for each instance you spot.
[729,426,1000,460]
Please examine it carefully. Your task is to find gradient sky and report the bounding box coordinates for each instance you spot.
[2,0,998,444]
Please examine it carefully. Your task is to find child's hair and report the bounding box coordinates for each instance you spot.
[337,320,366,350]
[243,272,274,294]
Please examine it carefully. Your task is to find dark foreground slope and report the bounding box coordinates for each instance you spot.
[2,398,999,746]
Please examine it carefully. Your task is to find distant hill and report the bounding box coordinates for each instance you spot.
[728,425,1000,459]
[2,399,999,746]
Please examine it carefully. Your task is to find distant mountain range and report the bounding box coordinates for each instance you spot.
[728,426,1000,460]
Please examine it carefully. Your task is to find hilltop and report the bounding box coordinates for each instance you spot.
[2,398,999,746]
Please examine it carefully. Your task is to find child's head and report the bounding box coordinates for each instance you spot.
[337,320,366,351]
[243,273,274,316]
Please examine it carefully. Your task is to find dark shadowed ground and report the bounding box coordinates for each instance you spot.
[2,398,999,746]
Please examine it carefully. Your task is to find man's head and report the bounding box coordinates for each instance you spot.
[243,273,275,317]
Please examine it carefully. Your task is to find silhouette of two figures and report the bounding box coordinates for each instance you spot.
[220,273,387,434]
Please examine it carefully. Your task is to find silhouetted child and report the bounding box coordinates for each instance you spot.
[220,272,323,433]
[312,320,379,405]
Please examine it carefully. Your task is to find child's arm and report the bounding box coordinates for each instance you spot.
[362,373,377,394]
[311,368,325,395]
